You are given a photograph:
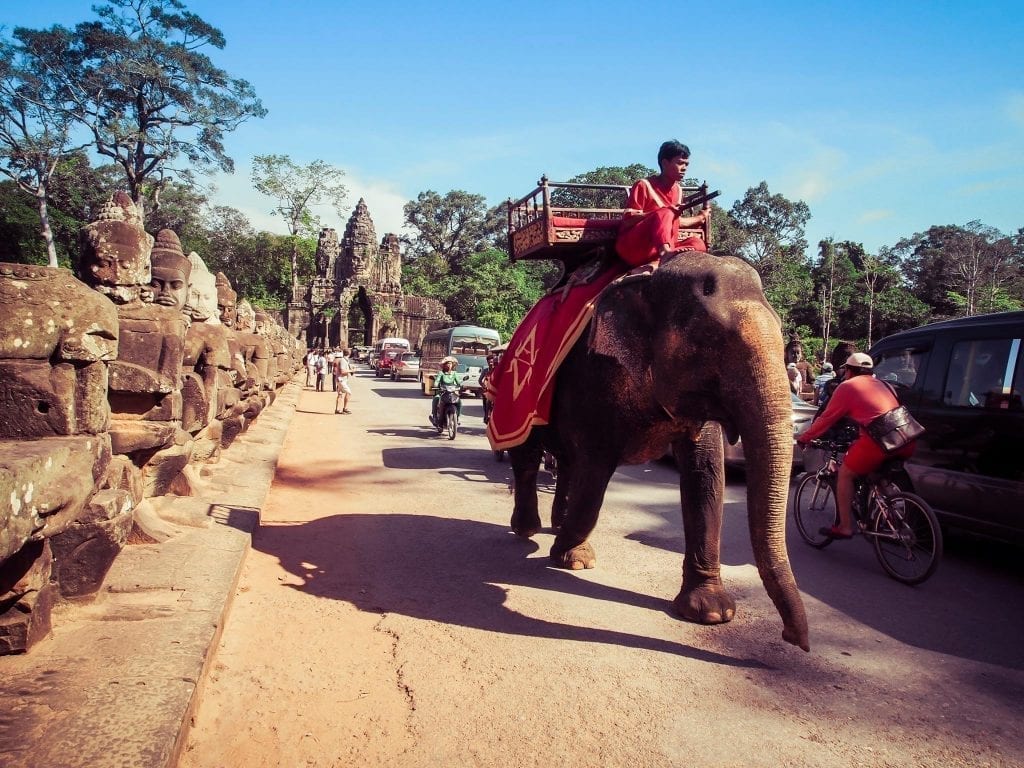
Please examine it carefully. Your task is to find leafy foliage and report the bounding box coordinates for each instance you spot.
[251,153,347,292]
[0,34,91,264]
[403,189,497,271]
[14,0,266,220]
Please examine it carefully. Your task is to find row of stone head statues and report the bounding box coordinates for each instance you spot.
[0,191,304,653]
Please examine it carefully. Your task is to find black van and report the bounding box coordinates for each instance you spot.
[867,311,1024,544]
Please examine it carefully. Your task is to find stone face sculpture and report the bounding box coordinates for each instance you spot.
[149,230,191,313]
[184,251,220,324]
[81,194,189,494]
[79,192,154,305]
[236,299,273,390]
[215,271,238,330]
[180,251,234,431]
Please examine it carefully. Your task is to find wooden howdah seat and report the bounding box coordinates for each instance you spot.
[506,175,714,269]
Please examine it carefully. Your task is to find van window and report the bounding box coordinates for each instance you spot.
[943,338,1021,409]
[875,346,926,389]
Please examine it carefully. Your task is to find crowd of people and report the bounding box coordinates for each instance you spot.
[303,347,354,413]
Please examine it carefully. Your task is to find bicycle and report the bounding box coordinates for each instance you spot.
[791,437,943,584]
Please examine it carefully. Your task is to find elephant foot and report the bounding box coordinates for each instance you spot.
[510,510,542,539]
[550,540,595,570]
[672,583,736,625]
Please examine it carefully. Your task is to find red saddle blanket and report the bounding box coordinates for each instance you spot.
[485,263,629,451]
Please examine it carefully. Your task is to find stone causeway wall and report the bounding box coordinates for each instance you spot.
[0,193,304,654]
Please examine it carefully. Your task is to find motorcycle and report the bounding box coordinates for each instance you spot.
[432,384,461,440]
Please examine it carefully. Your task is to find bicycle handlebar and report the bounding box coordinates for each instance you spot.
[807,438,852,452]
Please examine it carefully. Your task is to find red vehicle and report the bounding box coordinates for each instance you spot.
[375,350,401,377]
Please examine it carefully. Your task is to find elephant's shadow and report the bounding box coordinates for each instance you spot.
[251,513,768,668]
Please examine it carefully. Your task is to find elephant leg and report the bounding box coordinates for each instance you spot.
[508,434,543,538]
[671,424,736,625]
[550,453,570,530]
[550,453,616,570]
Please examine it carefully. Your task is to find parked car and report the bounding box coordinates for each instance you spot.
[804,311,1024,544]
[724,391,818,471]
[391,353,421,382]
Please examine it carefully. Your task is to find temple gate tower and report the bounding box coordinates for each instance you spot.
[285,199,448,350]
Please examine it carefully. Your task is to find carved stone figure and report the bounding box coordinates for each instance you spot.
[149,229,191,313]
[236,299,272,391]
[0,263,128,653]
[79,192,154,305]
[340,199,377,285]
[0,263,119,438]
[184,251,220,324]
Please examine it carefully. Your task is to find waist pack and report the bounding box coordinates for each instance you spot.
[866,406,925,452]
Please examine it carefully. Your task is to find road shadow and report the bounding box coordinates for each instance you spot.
[251,512,767,668]
[623,477,1024,674]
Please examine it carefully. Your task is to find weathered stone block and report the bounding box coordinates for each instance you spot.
[49,490,133,598]
[100,454,144,507]
[0,435,111,563]
[141,443,192,498]
[181,371,210,433]
[0,539,56,654]
[0,263,117,439]
[190,421,222,464]
[107,420,178,455]
[0,360,110,438]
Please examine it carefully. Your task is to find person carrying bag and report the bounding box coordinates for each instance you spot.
[865,381,926,452]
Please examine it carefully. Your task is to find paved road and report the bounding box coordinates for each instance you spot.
[182,367,1024,768]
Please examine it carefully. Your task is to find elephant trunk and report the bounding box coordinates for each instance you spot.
[732,310,810,651]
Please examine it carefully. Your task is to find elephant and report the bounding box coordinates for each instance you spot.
[508,251,810,652]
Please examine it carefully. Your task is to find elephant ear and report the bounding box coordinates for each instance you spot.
[587,277,657,375]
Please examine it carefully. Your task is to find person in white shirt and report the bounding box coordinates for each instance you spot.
[334,349,354,414]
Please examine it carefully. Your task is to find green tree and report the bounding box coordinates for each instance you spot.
[0,35,90,265]
[728,181,812,312]
[145,179,210,254]
[403,189,493,272]
[15,0,266,222]
[439,248,547,338]
[549,164,653,209]
[251,153,348,295]
[891,222,1022,319]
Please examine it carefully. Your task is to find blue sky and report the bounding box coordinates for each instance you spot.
[6,1,1023,255]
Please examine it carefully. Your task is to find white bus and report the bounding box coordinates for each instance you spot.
[418,324,501,396]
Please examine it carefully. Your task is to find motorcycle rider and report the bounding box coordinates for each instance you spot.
[431,356,464,427]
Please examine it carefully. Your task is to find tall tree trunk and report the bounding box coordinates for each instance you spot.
[35,190,58,268]
[291,237,299,296]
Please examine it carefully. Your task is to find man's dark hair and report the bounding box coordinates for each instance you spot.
[658,140,691,164]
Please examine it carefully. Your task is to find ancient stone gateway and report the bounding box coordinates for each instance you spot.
[285,199,449,350]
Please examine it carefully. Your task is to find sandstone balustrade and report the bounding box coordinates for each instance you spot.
[0,194,303,655]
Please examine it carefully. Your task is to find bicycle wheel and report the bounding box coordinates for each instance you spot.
[792,472,838,548]
[446,404,457,440]
[871,492,942,585]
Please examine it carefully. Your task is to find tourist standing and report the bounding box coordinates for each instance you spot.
[334,349,354,414]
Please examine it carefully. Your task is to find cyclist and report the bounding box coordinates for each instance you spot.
[430,356,463,426]
[796,352,917,539]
